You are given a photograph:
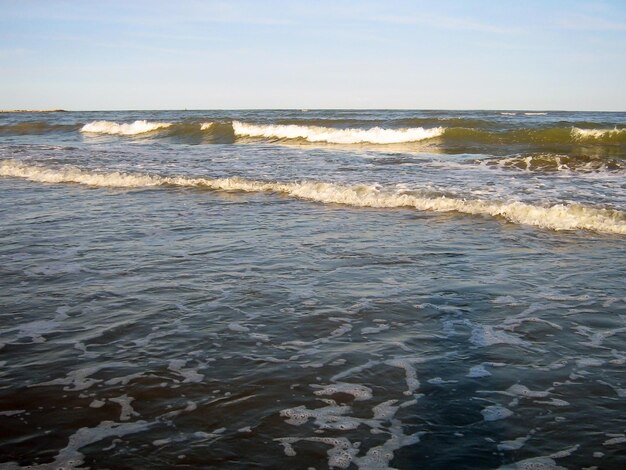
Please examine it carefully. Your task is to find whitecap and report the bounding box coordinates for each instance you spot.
[232,120,444,144]
[80,120,171,135]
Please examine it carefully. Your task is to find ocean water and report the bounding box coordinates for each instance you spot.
[0,109,625,469]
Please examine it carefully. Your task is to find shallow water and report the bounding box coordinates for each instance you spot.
[1,110,625,469]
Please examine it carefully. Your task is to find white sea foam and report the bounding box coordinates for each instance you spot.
[499,456,565,470]
[10,420,152,469]
[524,112,547,115]
[603,436,626,446]
[498,435,529,451]
[200,122,214,130]
[481,405,513,421]
[277,416,421,469]
[32,362,131,391]
[467,364,492,378]
[312,383,373,401]
[168,359,204,383]
[2,160,625,235]
[385,358,420,395]
[280,403,353,428]
[571,127,626,140]
[80,120,172,135]
[109,394,139,421]
[232,120,444,144]
[500,112,517,116]
[470,324,530,348]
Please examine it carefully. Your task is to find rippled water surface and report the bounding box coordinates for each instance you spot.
[1,110,625,469]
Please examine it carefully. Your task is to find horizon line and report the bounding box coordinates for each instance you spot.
[2,107,626,113]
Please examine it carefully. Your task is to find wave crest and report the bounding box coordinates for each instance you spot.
[1,160,624,235]
[571,127,626,141]
[232,121,445,144]
[80,120,172,136]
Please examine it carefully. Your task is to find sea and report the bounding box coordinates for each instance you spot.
[0,109,625,469]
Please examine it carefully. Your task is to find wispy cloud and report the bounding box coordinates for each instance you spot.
[371,13,518,34]
[558,13,626,31]
[0,47,30,60]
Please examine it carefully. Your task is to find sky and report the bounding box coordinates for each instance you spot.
[1,0,625,110]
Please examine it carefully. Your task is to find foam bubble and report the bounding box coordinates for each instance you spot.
[24,420,151,469]
[280,403,352,427]
[312,383,373,401]
[603,436,626,446]
[361,324,390,335]
[499,456,565,469]
[481,405,513,421]
[371,400,399,421]
[505,384,550,398]
[276,437,359,468]
[168,359,204,383]
[109,395,138,421]
[467,364,492,378]
[0,410,26,416]
[497,435,529,451]
[470,324,530,348]
[227,322,250,333]
[427,377,457,385]
[576,358,604,368]
[549,444,579,458]
[33,362,131,391]
[385,358,420,395]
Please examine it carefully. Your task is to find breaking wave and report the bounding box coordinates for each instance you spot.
[1,159,625,235]
[232,121,445,144]
[80,120,172,135]
[571,127,626,141]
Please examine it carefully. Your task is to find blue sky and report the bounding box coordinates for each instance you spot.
[1,0,625,110]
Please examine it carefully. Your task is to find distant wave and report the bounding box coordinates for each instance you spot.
[483,153,625,173]
[2,119,624,147]
[442,126,626,145]
[500,112,517,116]
[232,121,445,144]
[2,159,624,235]
[80,120,172,135]
[524,112,547,116]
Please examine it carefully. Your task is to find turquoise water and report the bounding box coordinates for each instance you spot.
[1,110,625,469]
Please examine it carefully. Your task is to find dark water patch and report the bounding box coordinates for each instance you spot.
[0,122,79,135]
